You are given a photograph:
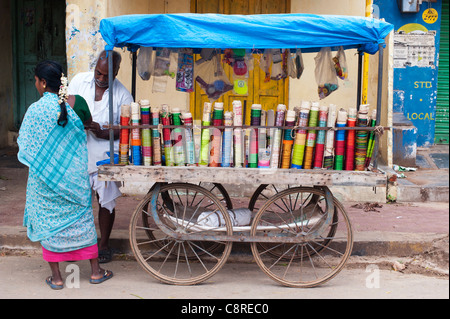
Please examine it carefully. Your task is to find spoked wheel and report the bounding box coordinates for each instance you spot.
[250,187,353,288]
[130,183,233,285]
[142,182,232,256]
[249,184,330,259]
[249,184,300,212]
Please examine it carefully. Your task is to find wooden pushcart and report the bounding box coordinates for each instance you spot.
[99,165,386,287]
[97,13,393,287]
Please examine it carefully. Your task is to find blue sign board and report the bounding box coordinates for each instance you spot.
[374,0,442,147]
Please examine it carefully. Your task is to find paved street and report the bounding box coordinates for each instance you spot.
[0,253,448,301]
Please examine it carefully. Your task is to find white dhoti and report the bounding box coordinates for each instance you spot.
[90,173,122,213]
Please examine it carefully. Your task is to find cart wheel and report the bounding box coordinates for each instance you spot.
[249,184,299,212]
[249,184,332,260]
[130,183,233,285]
[250,187,353,288]
[141,182,232,256]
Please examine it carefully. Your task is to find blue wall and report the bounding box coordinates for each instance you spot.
[374,0,442,147]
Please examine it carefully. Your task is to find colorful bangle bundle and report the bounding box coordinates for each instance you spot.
[117,100,379,170]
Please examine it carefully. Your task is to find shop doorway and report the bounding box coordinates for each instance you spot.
[190,0,291,123]
[11,0,67,128]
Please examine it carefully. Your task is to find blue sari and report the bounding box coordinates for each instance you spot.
[18,92,97,253]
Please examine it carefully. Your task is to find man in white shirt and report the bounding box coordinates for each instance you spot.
[68,50,133,263]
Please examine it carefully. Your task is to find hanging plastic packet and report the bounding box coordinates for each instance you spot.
[176,48,194,92]
[259,49,272,82]
[153,48,171,76]
[287,48,304,79]
[168,50,178,78]
[137,47,153,81]
[333,46,349,81]
[271,49,286,80]
[244,51,254,72]
[314,47,339,100]
[233,77,248,95]
[287,49,296,79]
[152,48,171,93]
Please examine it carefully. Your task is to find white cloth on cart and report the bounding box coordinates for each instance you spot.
[197,208,252,228]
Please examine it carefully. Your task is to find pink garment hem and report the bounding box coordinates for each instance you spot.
[42,244,98,262]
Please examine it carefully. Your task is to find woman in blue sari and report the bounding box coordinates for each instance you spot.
[18,61,113,289]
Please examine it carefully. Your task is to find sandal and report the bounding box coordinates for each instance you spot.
[98,248,112,264]
[90,270,113,284]
[46,276,64,290]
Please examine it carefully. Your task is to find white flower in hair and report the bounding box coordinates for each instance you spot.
[58,74,69,104]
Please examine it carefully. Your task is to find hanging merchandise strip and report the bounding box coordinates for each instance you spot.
[291,101,311,169]
[249,104,261,168]
[140,100,152,166]
[313,105,329,169]
[355,104,370,171]
[303,103,320,169]
[199,102,212,167]
[258,110,270,168]
[222,112,233,167]
[119,104,131,165]
[151,106,162,166]
[280,110,296,169]
[233,101,244,168]
[270,104,286,169]
[161,104,174,166]
[345,108,357,171]
[323,104,337,169]
[210,102,224,167]
[182,112,196,166]
[262,110,275,169]
[172,108,185,166]
[334,108,347,171]
[364,110,377,168]
[130,102,142,165]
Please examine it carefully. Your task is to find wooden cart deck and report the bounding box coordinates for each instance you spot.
[98,165,387,187]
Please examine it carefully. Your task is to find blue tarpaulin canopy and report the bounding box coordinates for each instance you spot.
[100,13,393,55]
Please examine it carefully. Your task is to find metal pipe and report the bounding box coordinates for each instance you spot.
[357,52,363,110]
[108,50,114,164]
[131,51,137,101]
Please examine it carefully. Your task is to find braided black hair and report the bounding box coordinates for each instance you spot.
[35,60,68,127]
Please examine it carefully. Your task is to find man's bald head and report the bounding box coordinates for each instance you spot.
[94,50,122,89]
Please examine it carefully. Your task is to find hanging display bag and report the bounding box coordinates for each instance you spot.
[137,47,153,81]
[270,49,286,80]
[287,48,304,79]
[314,47,339,100]
[259,49,272,82]
[176,48,194,92]
[333,46,349,81]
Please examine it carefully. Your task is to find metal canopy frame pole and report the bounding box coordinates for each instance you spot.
[108,50,115,164]
[131,51,137,101]
[357,52,363,110]
[372,43,384,170]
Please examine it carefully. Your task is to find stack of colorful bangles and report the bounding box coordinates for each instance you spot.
[117,100,379,170]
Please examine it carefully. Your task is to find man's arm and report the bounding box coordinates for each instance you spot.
[87,121,120,140]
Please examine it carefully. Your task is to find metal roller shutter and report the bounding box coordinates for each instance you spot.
[435,1,449,144]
